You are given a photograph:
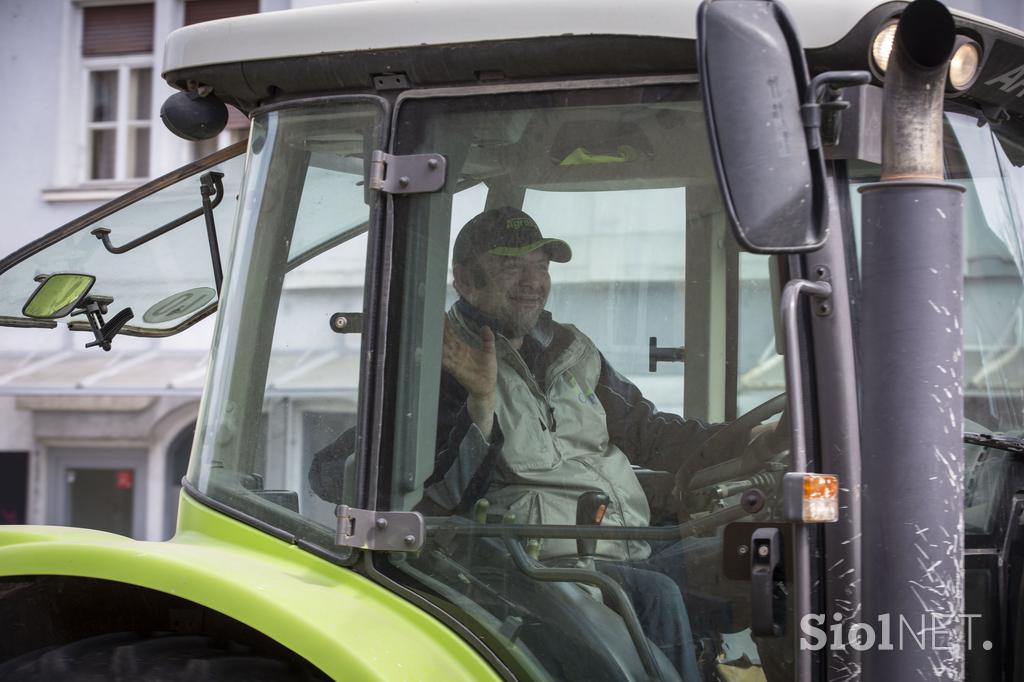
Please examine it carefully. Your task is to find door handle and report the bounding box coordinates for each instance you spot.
[750,527,785,637]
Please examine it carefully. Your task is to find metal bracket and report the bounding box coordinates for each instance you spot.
[369,151,446,194]
[329,312,363,334]
[335,505,424,551]
[810,266,833,317]
[373,73,410,90]
[798,70,871,150]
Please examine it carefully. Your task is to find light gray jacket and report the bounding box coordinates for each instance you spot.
[425,302,724,561]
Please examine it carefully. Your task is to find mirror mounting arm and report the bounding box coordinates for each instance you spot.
[74,296,134,352]
[91,170,226,293]
[799,71,871,150]
[199,172,225,293]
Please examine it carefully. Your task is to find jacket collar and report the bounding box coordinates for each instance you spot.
[453,298,555,349]
[450,299,586,390]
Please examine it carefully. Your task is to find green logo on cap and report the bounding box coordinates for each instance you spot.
[506,218,531,231]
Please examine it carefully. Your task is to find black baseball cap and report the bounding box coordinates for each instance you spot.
[453,207,572,265]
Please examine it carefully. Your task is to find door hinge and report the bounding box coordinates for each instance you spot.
[335,505,424,551]
[369,151,446,194]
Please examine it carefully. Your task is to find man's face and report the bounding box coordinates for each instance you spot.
[462,249,551,339]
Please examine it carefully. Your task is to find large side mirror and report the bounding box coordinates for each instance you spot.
[22,273,96,319]
[698,0,827,253]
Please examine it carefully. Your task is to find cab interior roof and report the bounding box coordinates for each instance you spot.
[293,89,716,192]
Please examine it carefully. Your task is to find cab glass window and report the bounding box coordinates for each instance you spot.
[188,100,382,549]
[0,146,245,337]
[374,83,796,682]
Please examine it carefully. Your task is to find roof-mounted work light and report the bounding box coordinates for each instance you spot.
[948,37,982,91]
[871,20,899,73]
[871,18,982,92]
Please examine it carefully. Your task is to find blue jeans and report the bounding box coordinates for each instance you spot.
[597,535,734,681]
[650,535,739,632]
[596,561,702,682]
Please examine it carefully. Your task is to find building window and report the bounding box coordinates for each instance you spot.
[185,0,258,26]
[81,3,154,181]
[86,64,152,179]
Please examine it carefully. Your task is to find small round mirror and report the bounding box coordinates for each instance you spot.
[160,91,229,141]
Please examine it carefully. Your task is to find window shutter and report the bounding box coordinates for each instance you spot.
[82,4,154,56]
[185,0,259,26]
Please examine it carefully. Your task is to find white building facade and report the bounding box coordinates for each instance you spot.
[0,0,347,539]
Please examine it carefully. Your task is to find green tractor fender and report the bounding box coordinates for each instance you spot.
[0,494,499,682]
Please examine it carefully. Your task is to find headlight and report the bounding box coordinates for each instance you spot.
[871,21,899,73]
[872,19,983,93]
[948,38,982,91]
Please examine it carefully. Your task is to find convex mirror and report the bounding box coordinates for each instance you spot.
[697,0,827,253]
[22,273,95,319]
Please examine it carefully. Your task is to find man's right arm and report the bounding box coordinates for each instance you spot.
[420,317,502,514]
[311,317,501,512]
[421,371,503,514]
[442,317,497,439]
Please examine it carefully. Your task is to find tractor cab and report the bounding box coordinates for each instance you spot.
[3,0,1024,680]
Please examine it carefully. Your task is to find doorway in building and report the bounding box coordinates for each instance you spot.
[164,422,195,539]
[0,451,28,524]
[48,448,147,539]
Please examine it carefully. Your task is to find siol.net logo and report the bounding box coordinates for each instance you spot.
[800,612,989,652]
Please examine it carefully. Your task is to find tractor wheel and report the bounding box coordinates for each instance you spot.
[0,631,325,681]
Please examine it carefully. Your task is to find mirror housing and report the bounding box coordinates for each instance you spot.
[22,273,95,319]
[698,0,827,253]
[161,91,229,141]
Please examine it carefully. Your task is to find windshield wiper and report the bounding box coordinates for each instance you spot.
[964,431,1024,454]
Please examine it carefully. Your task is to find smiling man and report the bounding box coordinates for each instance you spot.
[427,206,726,539]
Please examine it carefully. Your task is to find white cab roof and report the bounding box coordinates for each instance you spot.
[164,0,893,75]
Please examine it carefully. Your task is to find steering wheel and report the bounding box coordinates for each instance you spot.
[675,393,789,511]
[701,393,787,458]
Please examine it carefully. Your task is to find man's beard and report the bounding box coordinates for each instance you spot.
[501,300,544,338]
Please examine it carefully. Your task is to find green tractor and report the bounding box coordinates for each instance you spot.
[2,0,1023,680]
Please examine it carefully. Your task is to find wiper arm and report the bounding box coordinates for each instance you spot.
[964,431,1024,454]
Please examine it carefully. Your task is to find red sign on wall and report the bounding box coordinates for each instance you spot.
[116,470,134,490]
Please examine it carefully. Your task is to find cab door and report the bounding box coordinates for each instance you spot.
[373,80,819,682]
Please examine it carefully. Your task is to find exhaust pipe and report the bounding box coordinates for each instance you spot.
[860,1,966,679]
[880,0,955,180]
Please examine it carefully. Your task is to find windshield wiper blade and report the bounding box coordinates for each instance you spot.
[964,431,1024,454]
